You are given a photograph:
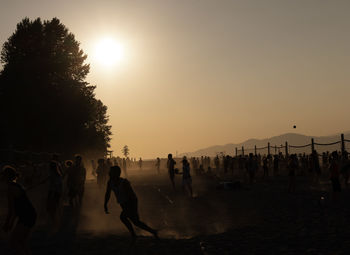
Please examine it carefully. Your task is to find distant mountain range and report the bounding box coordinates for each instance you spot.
[180,132,350,157]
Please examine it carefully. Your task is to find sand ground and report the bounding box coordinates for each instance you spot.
[1,167,350,254]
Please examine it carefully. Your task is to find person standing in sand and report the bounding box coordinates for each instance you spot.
[155,157,161,174]
[104,166,158,242]
[1,166,37,255]
[167,153,176,190]
[179,157,193,197]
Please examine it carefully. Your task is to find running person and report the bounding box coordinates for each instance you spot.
[104,166,158,242]
[1,166,37,255]
[167,154,176,190]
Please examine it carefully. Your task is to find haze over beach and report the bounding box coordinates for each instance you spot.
[2,1,350,255]
[1,0,350,158]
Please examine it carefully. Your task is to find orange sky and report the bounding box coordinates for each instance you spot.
[1,0,350,158]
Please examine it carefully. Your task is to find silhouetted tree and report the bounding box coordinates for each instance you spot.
[122,145,130,158]
[0,18,111,156]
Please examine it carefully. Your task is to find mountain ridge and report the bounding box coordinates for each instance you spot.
[180,132,350,157]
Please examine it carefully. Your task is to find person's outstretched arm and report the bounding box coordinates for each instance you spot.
[104,181,111,214]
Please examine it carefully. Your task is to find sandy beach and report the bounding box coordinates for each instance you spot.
[1,167,350,255]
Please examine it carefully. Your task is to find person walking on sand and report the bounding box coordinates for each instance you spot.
[104,166,158,242]
[179,157,193,197]
[138,158,143,171]
[273,155,279,177]
[66,155,86,206]
[155,157,161,174]
[262,156,269,178]
[167,154,176,190]
[96,158,107,189]
[1,166,37,255]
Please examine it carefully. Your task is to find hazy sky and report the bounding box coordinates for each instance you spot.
[1,0,350,158]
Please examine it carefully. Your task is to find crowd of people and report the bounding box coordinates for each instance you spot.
[1,153,87,254]
[1,149,350,254]
[170,150,350,197]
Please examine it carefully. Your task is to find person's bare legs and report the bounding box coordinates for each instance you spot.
[130,217,158,239]
[120,212,136,240]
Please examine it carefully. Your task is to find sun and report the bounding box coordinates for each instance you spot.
[94,38,124,67]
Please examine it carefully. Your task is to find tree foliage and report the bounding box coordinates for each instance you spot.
[0,18,111,156]
[122,145,129,158]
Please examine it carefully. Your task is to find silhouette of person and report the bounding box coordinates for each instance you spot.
[341,151,350,188]
[104,166,158,242]
[91,159,97,177]
[66,155,86,206]
[155,157,161,174]
[273,155,279,176]
[96,158,107,189]
[214,155,220,171]
[246,153,258,184]
[1,166,37,255]
[167,154,176,190]
[138,158,143,170]
[262,156,269,178]
[180,157,193,197]
[47,160,63,227]
[311,150,321,183]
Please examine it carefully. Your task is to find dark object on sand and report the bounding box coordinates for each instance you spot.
[217,181,241,190]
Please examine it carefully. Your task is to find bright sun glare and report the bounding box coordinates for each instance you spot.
[94,38,124,68]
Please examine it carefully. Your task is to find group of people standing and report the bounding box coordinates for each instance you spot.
[166,154,193,197]
[1,154,86,254]
[178,150,350,198]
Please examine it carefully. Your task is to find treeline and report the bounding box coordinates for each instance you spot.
[0,18,111,158]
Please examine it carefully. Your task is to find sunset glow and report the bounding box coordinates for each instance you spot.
[94,38,124,67]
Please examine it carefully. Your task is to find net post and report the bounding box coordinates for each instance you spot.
[341,134,345,155]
